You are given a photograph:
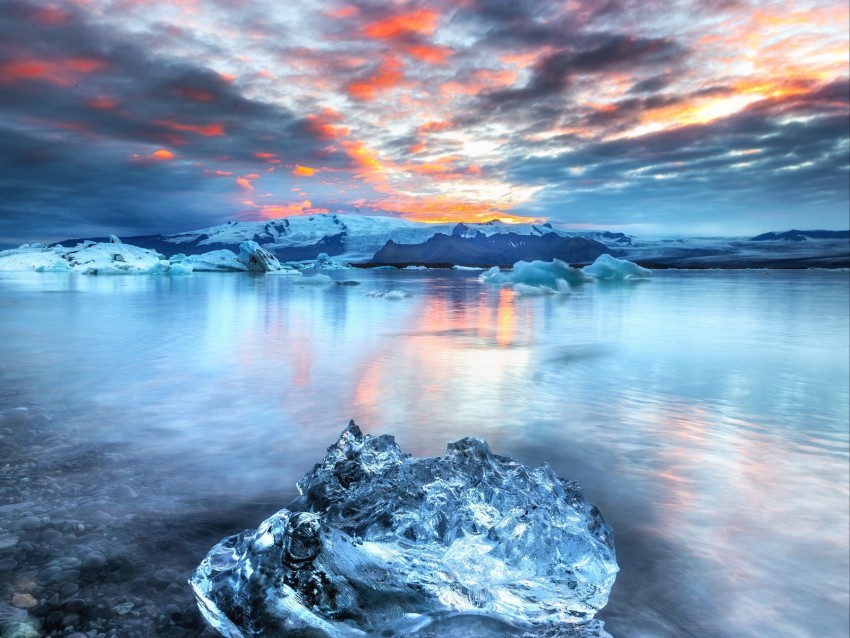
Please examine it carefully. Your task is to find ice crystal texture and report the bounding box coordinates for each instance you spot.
[190,423,618,637]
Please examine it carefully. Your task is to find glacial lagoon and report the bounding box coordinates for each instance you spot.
[0,268,848,637]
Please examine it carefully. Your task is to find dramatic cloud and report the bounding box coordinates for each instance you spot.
[0,0,847,244]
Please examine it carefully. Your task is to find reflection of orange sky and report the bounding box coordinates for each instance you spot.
[351,286,536,428]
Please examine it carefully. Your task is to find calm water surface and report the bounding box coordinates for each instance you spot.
[0,268,848,638]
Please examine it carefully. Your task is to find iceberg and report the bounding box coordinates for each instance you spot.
[191,423,618,638]
[0,246,71,272]
[314,252,351,270]
[582,254,651,280]
[238,240,284,272]
[62,242,183,275]
[171,250,249,272]
[479,258,592,294]
[479,255,650,292]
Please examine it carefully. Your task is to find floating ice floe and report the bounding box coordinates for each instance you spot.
[171,250,249,272]
[365,289,408,299]
[0,245,71,272]
[479,255,650,293]
[297,273,334,285]
[582,254,651,280]
[0,242,194,275]
[452,265,485,271]
[62,242,190,275]
[191,423,618,638]
[479,258,592,294]
[238,240,285,272]
[314,252,351,270]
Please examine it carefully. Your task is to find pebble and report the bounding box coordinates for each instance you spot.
[0,533,18,550]
[40,528,61,544]
[112,602,134,615]
[82,551,106,571]
[11,593,38,609]
[0,557,18,571]
[0,622,39,638]
[90,511,113,524]
[15,516,41,531]
[59,583,79,597]
[50,569,81,584]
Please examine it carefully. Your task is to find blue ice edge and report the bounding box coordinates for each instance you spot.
[190,422,618,637]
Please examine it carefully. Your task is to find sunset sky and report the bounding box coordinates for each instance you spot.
[0,0,848,245]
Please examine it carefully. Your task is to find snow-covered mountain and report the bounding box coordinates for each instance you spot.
[51,215,848,268]
[58,214,634,263]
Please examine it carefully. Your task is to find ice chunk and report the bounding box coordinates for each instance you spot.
[582,254,650,280]
[172,250,249,272]
[365,289,408,299]
[0,246,71,272]
[109,234,122,244]
[314,253,351,270]
[514,281,571,296]
[480,259,590,294]
[295,273,333,285]
[191,423,618,638]
[59,242,171,275]
[238,240,283,272]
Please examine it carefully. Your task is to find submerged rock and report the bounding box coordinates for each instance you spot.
[191,423,618,637]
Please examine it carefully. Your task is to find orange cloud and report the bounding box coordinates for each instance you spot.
[363,9,439,39]
[293,165,318,176]
[151,149,175,160]
[87,97,118,110]
[326,5,359,19]
[368,193,543,225]
[0,57,107,86]
[305,108,351,140]
[341,140,383,176]
[28,5,71,25]
[155,120,225,136]
[347,57,405,101]
[403,43,452,65]
[418,120,453,134]
[244,201,329,220]
[175,87,216,102]
[236,176,254,191]
[440,69,518,97]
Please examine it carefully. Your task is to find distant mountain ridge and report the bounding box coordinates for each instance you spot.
[51,217,849,268]
[54,214,634,265]
[371,231,610,266]
[750,229,850,241]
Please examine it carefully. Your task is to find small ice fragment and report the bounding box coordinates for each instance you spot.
[298,273,333,285]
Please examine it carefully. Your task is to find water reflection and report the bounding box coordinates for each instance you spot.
[0,269,847,638]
